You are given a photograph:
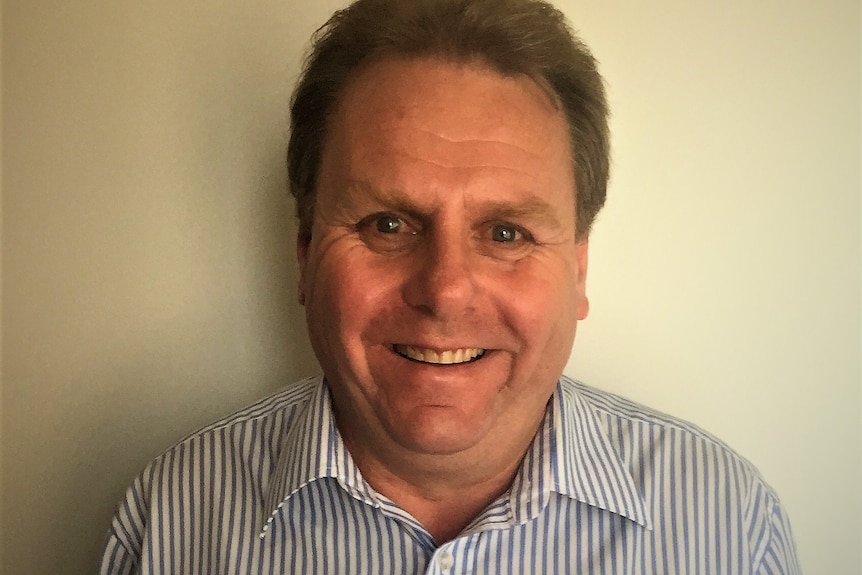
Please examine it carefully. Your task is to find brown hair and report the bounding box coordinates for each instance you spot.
[288,0,609,241]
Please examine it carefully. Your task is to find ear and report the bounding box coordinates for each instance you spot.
[575,239,589,320]
[296,231,311,306]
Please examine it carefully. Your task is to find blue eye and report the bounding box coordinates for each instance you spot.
[491,224,519,243]
[357,213,420,254]
[375,215,401,234]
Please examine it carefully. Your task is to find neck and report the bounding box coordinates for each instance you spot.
[348,441,525,543]
[339,417,543,543]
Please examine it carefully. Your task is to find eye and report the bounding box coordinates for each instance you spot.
[375,215,402,234]
[477,221,536,261]
[491,224,519,243]
[356,213,420,254]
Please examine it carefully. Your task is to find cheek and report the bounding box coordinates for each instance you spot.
[492,256,580,354]
[305,245,402,346]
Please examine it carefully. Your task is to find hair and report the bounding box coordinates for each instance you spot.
[288,0,609,241]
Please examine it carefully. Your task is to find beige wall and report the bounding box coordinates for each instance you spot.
[564,1,862,572]
[2,1,859,573]
[570,0,862,574]
[0,0,4,568]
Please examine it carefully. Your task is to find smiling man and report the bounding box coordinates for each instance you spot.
[101,1,800,573]
[298,56,587,544]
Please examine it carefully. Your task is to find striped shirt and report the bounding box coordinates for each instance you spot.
[101,375,800,574]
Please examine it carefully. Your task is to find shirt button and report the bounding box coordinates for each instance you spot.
[437,550,454,571]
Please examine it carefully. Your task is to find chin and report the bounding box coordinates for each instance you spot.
[384,409,491,456]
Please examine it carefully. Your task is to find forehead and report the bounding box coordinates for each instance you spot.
[317,56,576,222]
[331,56,571,166]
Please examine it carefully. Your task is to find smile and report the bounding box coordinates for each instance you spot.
[394,345,486,365]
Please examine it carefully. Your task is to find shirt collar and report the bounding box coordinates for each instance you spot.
[260,376,651,536]
[259,377,383,537]
[549,376,652,530]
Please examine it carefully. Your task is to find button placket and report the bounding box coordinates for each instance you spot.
[433,546,455,573]
[436,547,455,572]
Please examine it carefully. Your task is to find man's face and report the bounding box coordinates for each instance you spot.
[298,57,589,459]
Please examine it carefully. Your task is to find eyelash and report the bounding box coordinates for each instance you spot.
[356,213,415,234]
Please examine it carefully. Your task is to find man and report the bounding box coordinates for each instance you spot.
[101,0,801,573]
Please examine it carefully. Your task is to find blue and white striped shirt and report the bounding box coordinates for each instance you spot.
[101,375,800,574]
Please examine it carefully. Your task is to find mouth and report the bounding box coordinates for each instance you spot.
[393,344,486,365]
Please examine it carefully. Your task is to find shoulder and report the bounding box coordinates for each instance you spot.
[133,375,323,493]
[563,376,749,450]
[171,374,322,445]
[560,375,778,496]
[559,376,801,573]
[103,376,325,558]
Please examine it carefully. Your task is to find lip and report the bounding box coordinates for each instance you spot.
[393,344,486,365]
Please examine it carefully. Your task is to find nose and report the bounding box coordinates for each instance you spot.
[402,228,478,318]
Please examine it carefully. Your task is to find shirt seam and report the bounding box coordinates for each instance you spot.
[105,523,137,563]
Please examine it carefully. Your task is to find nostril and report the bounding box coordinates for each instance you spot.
[402,242,478,316]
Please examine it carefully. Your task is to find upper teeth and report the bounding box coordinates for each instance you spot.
[396,345,485,365]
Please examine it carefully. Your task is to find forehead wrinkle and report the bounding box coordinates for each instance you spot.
[395,149,543,175]
[391,123,557,170]
[407,125,548,161]
[376,131,561,179]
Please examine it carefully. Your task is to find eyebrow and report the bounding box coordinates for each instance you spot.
[341,180,427,221]
[476,198,567,231]
[342,180,570,231]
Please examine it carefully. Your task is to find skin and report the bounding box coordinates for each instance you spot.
[297,57,589,542]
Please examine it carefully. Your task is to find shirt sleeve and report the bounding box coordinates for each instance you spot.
[753,493,802,575]
[99,473,148,575]
[99,527,139,575]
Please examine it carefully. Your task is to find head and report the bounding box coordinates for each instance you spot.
[289,0,609,244]
[290,0,608,471]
